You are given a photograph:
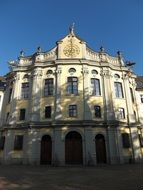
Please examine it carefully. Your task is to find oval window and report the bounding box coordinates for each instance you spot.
[47,70,53,75]
[69,68,76,73]
[91,70,98,75]
[114,74,120,79]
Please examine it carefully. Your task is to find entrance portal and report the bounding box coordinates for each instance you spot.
[65,131,83,164]
[40,135,52,165]
[95,134,106,164]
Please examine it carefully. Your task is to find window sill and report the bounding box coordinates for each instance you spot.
[43,95,54,98]
[66,94,79,96]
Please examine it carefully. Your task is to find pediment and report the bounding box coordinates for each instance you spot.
[57,32,86,59]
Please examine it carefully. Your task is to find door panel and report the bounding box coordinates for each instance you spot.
[65,131,83,164]
[41,135,52,165]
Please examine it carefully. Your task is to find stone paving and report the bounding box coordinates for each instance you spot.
[0,164,143,190]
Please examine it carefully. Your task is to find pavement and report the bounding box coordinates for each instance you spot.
[0,164,143,190]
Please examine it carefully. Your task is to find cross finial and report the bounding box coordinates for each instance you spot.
[69,23,75,35]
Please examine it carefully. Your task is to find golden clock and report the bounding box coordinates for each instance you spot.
[63,44,80,57]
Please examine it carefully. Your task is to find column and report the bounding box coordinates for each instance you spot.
[101,69,115,122]
[107,127,120,164]
[84,127,96,165]
[54,67,62,120]
[30,69,42,121]
[82,67,92,120]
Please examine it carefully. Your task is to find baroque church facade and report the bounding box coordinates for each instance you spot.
[0,28,143,165]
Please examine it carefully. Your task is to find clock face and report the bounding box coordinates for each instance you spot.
[63,44,80,57]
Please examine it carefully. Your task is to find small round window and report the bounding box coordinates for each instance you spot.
[114,74,120,79]
[69,68,76,73]
[91,70,98,75]
[47,70,53,75]
[23,74,29,79]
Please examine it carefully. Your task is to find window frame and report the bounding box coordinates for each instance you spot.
[45,106,52,118]
[118,108,125,119]
[67,77,78,95]
[0,136,5,150]
[122,133,131,148]
[91,78,101,96]
[130,88,134,103]
[8,88,13,103]
[19,109,26,121]
[140,94,143,103]
[94,105,101,118]
[114,82,124,98]
[138,133,143,147]
[14,135,23,150]
[69,105,77,117]
[21,82,29,99]
[44,78,54,96]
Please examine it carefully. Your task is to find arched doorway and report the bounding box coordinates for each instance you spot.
[65,131,83,165]
[40,135,52,165]
[95,134,106,164]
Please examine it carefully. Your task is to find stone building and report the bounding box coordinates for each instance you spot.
[0,28,143,165]
[136,77,143,126]
[0,77,6,126]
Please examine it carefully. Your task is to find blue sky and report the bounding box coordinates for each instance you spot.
[0,0,143,76]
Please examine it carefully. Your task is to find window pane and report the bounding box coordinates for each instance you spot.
[44,79,54,96]
[14,135,23,150]
[122,133,130,148]
[19,109,26,120]
[45,106,51,118]
[139,134,143,147]
[114,82,123,98]
[118,108,125,119]
[69,105,77,117]
[67,77,78,95]
[140,95,143,103]
[130,88,134,103]
[91,79,101,95]
[8,88,13,103]
[21,83,29,99]
[94,105,101,118]
[0,136,5,150]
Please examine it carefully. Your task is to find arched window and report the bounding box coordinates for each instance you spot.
[114,74,120,79]
[69,68,76,74]
[91,70,98,75]
[23,74,29,79]
[46,70,53,75]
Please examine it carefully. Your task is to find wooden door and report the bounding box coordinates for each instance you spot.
[95,134,106,164]
[40,135,52,165]
[65,131,83,165]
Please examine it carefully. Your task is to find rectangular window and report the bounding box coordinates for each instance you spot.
[6,112,9,123]
[14,135,23,150]
[139,133,143,147]
[130,88,134,103]
[94,105,101,118]
[67,77,78,95]
[44,79,54,96]
[8,88,12,103]
[69,105,77,117]
[140,94,143,103]
[114,82,124,98]
[45,106,51,118]
[21,82,29,99]
[118,108,125,119]
[0,136,5,150]
[122,133,131,148]
[91,78,101,96]
[19,109,26,121]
